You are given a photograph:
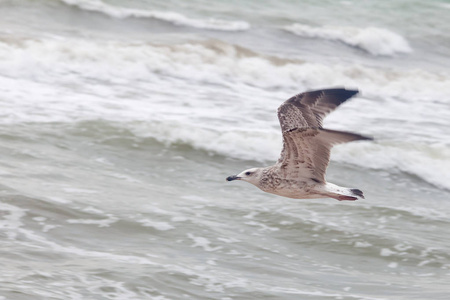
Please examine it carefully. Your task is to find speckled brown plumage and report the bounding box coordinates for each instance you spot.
[227,88,373,201]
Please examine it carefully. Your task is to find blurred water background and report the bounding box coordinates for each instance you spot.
[0,0,450,299]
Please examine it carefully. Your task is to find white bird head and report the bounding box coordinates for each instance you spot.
[226,167,263,186]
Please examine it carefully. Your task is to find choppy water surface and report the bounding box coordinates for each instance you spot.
[0,0,449,299]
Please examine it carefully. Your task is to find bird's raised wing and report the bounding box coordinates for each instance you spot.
[277,88,359,132]
[276,88,371,183]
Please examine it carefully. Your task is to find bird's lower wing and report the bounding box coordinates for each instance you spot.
[277,128,372,183]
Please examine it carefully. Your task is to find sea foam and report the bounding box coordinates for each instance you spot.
[59,0,250,31]
[1,37,449,190]
[332,142,450,192]
[284,24,412,56]
[0,38,447,101]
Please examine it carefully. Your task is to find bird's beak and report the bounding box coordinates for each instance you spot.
[226,175,240,181]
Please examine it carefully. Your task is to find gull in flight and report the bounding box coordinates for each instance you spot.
[226,88,372,201]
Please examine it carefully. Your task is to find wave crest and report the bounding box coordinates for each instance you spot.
[1,36,449,191]
[1,37,447,101]
[284,24,412,56]
[333,142,450,191]
[59,0,250,31]
[148,122,450,191]
[82,120,450,192]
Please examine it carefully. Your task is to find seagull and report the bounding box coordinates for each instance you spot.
[226,88,372,201]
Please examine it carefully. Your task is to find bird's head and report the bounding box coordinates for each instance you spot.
[226,167,262,186]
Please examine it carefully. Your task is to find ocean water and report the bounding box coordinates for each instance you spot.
[1,0,450,299]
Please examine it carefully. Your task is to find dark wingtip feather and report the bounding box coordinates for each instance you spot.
[323,88,359,105]
[325,88,359,96]
[351,189,365,199]
[358,133,374,142]
[319,129,374,144]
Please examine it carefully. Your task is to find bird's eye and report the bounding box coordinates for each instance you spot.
[245,171,252,176]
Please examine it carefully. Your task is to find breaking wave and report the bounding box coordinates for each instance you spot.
[284,24,412,56]
[0,37,447,100]
[58,0,250,31]
[132,121,450,191]
[332,142,450,191]
[67,120,450,192]
[1,36,449,190]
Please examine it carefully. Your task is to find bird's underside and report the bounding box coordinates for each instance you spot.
[226,88,373,201]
